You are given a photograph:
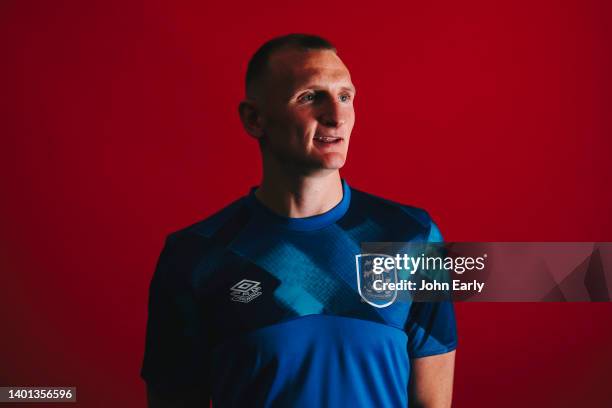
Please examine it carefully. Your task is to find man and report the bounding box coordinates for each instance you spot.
[142,34,457,407]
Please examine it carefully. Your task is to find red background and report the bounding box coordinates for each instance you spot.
[2,1,612,406]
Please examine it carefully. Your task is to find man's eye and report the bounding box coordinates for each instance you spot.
[299,93,315,103]
[339,94,352,102]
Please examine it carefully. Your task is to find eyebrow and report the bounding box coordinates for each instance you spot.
[293,84,356,94]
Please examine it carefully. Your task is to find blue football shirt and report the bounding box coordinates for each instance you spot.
[141,180,457,407]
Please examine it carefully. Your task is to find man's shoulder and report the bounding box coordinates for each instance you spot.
[347,186,442,242]
[150,197,251,289]
[350,187,432,226]
[166,196,250,245]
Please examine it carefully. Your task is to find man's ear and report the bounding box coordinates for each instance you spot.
[238,100,265,139]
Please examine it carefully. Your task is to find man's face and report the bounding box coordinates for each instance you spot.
[257,49,356,172]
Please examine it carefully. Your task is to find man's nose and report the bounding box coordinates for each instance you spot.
[318,98,346,128]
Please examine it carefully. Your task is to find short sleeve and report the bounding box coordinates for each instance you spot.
[405,219,458,358]
[405,301,458,358]
[141,234,212,400]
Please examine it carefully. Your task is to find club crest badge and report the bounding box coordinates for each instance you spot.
[355,253,398,308]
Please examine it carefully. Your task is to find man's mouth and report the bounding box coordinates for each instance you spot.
[313,136,343,144]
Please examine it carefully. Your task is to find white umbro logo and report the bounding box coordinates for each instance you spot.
[230,279,262,303]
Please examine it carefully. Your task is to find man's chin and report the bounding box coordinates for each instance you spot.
[317,151,347,168]
[311,154,346,172]
[277,152,347,174]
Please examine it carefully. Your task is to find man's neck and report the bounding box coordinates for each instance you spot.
[254,170,344,219]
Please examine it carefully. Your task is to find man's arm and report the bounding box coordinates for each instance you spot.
[142,234,212,408]
[409,350,456,408]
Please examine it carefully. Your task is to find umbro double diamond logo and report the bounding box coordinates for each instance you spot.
[230,279,262,303]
